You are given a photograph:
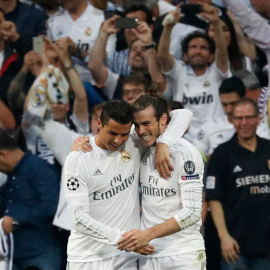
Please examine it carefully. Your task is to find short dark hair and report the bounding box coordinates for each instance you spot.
[182,31,215,55]
[0,129,19,150]
[132,94,171,123]
[125,4,153,25]
[219,77,246,97]
[100,100,133,126]
[121,73,150,92]
[233,97,259,116]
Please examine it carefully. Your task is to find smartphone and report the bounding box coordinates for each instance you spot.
[181,4,202,15]
[115,17,138,29]
[104,10,115,20]
[32,36,43,54]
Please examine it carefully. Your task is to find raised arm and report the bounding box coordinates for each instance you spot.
[222,0,270,51]
[7,51,41,110]
[88,15,119,87]
[132,21,166,94]
[201,3,229,74]
[55,38,88,122]
[227,11,256,61]
[158,10,182,72]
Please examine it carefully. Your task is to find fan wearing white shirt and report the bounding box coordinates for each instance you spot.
[159,3,230,143]
[47,0,116,83]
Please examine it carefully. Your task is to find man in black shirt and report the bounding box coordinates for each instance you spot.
[206,98,270,270]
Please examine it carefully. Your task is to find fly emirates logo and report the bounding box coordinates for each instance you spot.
[141,175,176,197]
[93,173,135,200]
[236,174,270,195]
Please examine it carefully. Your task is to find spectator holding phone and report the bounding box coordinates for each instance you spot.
[0,0,48,53]
[107,4,153,76]
[88,15,166,100]
[158,3,230,143]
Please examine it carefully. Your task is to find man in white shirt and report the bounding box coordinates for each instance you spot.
[158,3,230,143]
[47,0,115,82]
[117,94,206,270]
[193,76,246,158]
[88,15,166,100]
[64,100,193,269]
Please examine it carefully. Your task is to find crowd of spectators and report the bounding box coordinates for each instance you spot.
[0,0,270,269]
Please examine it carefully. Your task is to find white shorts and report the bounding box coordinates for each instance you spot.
[66,253,138,270]
[139,250,206,270]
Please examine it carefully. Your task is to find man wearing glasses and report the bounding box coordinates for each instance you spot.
[205,98,270,270]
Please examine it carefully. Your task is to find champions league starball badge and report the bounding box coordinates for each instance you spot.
[184,161,195,175]
[67,177,80,191]
[121,150,131,162]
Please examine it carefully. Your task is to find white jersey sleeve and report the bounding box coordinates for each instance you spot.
[172,143,204,230]
[103,68,119,100]
[162,60,186,101]
[193,124,210,156]
[38,120,89,166]
[64,151,124,246]
[223,0,270,51]
[156,109,193,146]
[69,113,89,135]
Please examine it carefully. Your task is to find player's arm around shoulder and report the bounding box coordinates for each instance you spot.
[155,109,193,179]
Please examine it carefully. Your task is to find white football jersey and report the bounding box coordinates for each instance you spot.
[48,4,115,55]
[64,135,143,262]
[193,116,234,156]
[163,62,228,142]
[140,138,205,257]
[47,3,116,82]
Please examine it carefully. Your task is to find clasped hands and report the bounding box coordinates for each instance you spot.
[117,229,154,256]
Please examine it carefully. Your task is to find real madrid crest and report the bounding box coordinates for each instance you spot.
[31,84,47,107]
[203,80,211,88]
[84,27,92,36]
[121,150,131,162]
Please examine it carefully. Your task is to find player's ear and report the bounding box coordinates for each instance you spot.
[97,118,102,130]
[159,113,167,127]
